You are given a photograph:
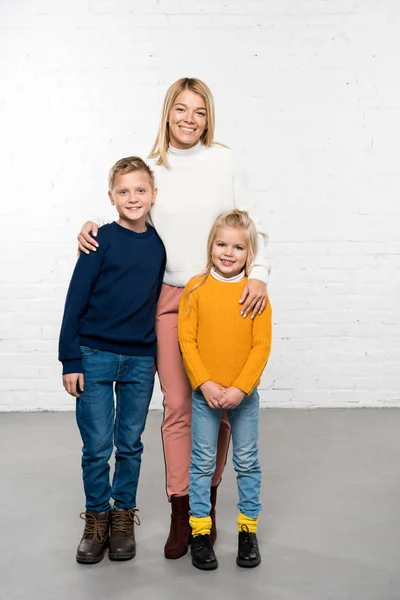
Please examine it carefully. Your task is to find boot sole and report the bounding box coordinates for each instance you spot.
[164,547,188,559]
[76,554,105,565]
[236,556,261,568]
[192,558,218,571]
[109,551,136,561]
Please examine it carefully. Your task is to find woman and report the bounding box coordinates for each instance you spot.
[78,77,269,559]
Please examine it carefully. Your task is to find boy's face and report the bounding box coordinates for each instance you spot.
[109,170,157,232]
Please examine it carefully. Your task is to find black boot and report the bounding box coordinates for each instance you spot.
[109,507,140,561]
[164,495,191,559]
[76,510,110,564]
[236,525,261,568]
[191,534,218,570]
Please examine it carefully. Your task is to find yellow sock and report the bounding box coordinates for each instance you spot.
[237,512,258,533]
[190,515,212,537]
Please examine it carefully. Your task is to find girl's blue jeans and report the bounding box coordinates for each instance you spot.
[189,387,262,519]
[76,346,155,512]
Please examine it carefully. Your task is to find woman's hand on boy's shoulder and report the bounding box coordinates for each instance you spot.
[78,221,99,255]
[63,373,84,398]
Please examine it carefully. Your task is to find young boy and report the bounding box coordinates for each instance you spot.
[59,157,166,565]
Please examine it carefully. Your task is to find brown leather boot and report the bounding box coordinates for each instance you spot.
[76,510,110,564]
[109,507,140,561]
[164,494,191,559]
[210,485,218,543]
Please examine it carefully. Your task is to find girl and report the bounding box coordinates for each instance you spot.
[178,210,272,570]
[77,78,270,559]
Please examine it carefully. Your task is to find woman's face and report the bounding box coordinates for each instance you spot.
[168,90,207,150]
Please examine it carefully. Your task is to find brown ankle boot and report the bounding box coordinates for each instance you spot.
[76,510,110,564]
[164,494,191,559]
[210,486,218,543]
[109,507,140,561]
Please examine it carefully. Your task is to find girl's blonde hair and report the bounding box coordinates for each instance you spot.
[187,210,258,304]
[149,77,216,166]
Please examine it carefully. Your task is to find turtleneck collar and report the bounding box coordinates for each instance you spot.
[210,267,245,283]
[168,142,203,156]
[167,143,206,165]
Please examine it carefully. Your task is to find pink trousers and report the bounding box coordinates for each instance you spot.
[156,283,231,498]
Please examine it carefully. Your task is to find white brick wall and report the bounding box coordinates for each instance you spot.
[0,0,399,410]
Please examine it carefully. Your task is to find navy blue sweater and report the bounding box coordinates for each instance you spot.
[59,222,166,374]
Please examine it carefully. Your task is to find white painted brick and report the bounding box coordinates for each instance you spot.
[0,0,399,410]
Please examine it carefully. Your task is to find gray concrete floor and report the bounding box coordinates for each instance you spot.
[1,409,399,600]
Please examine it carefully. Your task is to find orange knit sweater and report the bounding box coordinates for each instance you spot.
[178,274,272,395]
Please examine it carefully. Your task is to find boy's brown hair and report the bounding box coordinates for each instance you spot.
[108,156,155,191]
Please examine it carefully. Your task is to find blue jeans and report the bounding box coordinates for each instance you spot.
[189,388,262,519]
[76,346,155,512]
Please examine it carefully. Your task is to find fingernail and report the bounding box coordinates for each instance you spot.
[93,232,97,237]
[85,250,89,255]
[240,311,243,315]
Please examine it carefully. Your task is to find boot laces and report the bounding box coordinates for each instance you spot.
[239,524,254,547]
[80,512,109,543]
[194,534,213,551]
[112,508,140,534]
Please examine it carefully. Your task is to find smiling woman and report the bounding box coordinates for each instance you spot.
[167,90,208,150]
[77,77,270,560]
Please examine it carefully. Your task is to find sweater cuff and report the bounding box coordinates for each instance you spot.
[62,359,83,375]
[248,265,270,285]
[232,376,255,396]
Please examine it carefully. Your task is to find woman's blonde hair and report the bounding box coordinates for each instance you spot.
[149,77,216,166]
[187,210,258,305]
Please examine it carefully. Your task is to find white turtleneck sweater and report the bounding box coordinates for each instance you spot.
[148,143,270,288]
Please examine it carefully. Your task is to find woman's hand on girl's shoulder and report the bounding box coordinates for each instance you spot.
[78,221,99,254]
[239,279,268,319]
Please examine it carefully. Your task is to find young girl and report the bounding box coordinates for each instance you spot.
[178,210,272,571]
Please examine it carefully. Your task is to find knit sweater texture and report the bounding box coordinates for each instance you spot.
[149,143,270,288]
[178,274,272,395]
[59,221,166,374]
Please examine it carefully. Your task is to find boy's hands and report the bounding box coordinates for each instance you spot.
[63,373,84,398]
[200,381,226,409]
[78,221,99,254]
[219,386,245,410]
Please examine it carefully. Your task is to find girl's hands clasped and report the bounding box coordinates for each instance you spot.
[200,381,245,410]
[239,278,268,319]
[218,386,245,410]
[200,381,226,409]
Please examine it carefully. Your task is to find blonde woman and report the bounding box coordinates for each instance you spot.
[78,77,270,559]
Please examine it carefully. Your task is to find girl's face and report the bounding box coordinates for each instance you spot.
[168,90,207,150]
[211,227,248,279]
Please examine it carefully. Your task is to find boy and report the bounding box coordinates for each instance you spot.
[59,157,166,564]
